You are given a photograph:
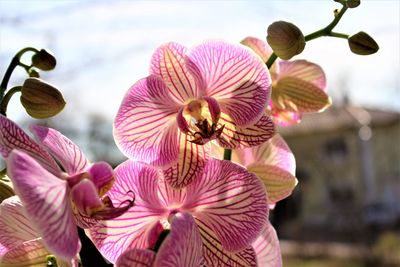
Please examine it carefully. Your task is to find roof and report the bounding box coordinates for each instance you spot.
[278,105,400,137]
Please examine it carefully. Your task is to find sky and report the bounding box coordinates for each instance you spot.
[0,0,399,124]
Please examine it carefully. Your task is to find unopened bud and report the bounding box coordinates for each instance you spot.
[29,68,40,78]
[31,49,56,71]
[20,78,66,119]
[348,31,379,55]
[346,0,360,8]
[267,21,306,60]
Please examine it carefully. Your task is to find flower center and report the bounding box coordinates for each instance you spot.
[177,98,224,145]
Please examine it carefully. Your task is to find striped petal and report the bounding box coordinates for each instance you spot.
[116,249,156,267]
[253,221,282,267]
[247,165,297,204]
[154,212,204,267]
[30,125,89,175]
[240,36,279,78]
[196,219,257,267]
[273,76,331,113]
[90,161,166,263]
[0,196,39,255]
[233,134,296,175]
[6,150,80,261]
[0,238,49,267]
[163,132,209,188]
[184,159,268,252]
[186,41,271,126]
[114,76,181,166]
[150,42,199,103]
[217,112,275,149]
[0,115,60,175]
[278,60,326,91]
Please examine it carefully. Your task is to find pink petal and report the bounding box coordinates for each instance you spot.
[150,42,199,103]
[30,125,89,175]
[116,249,156,267]
[253,221,282,267]
[233,134,296,175]
[87,161,115,196]
[6,150,80,261]
[269,107,302,127]
[114,76,181,166]
[0,115,60,175]
[273,76,331,113]
[184,159,268,252]
[278,60,326,91]
[240,36,279,81]
[217,111,275,149]
[186,41,271,126]
[154,212,204,267]
[196,219,257,267]
[0,196,39,255]
[70,178,103,216]
[0,238,49,266]
[90,161,166,263]
[163,132,209,188]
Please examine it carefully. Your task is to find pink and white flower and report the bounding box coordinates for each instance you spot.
[0,115,133,261]
[241,37,331,126]
[0,196,77,266]
[90,158,268,266]
[115,212,204,267]
[212,134,298,208]
[114,41,275,188]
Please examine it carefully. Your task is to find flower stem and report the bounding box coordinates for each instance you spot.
[265,4,349,68]
[77,227,112,267]
[223,149,232,160]
[0,86,21,116]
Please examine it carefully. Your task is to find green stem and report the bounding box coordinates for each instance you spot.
[0,47,39,103]
[0,86,22,116]
[223,149,232,161]
[266,53,277,69]
[265,4,349,68]
[305,5,348,41]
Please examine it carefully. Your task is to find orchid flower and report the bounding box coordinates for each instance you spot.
[0,196,77,267]
[90,158,268,266]
[114,40,275,188]
[241,37,331,126]
[212,134,298,208]
[115,212,204,267]
[0,115,134,261]
[252,221,282,267]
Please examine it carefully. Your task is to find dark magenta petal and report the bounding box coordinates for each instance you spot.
[7,150,80,261]
[30,124,89,175]
[0,115,60,175]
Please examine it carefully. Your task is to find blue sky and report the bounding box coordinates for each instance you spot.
[0,0,399,123]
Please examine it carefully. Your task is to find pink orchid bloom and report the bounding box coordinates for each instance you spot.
[114,41,275,188]
[0,115,133,261]
[0,196,78,267]
[90,158,268,266]
[212,134,298,208]
[252,221,282,267]
[115,212,204,267]
[241,37,331,126]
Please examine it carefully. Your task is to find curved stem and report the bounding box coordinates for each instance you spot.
[223,149,232,161]
[0,86,22,116]
[266,53,277,69]
[329,31,349,39]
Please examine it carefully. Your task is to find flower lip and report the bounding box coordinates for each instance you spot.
[177,98,224,145]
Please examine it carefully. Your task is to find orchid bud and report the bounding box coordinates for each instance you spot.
[346,0,360,8]
[348,31,379,55]
[29,68,40,78]
[31,49,57,71]
[20,78,66,119]
[267,21,306,60]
